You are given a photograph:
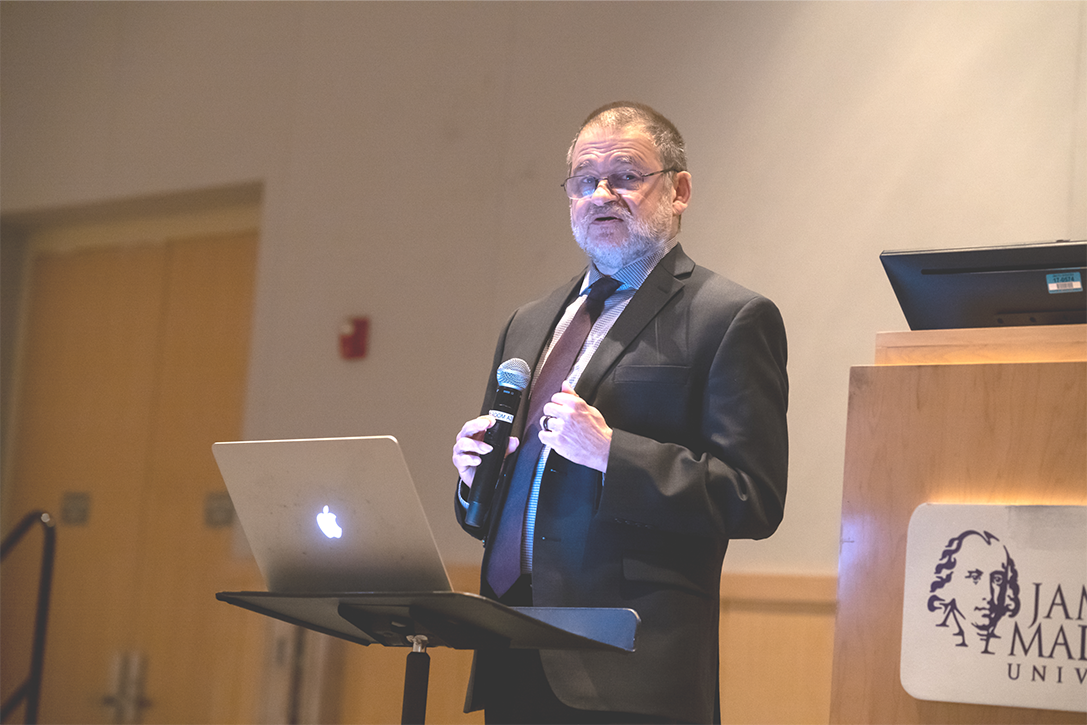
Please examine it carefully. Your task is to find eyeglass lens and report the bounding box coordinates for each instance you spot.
[567,172,642,198]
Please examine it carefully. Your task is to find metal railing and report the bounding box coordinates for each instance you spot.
[1,511,57,725]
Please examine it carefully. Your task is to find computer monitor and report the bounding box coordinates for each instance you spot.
[880,240,1085,330]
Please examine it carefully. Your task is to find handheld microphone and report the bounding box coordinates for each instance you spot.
[464,357,531,529]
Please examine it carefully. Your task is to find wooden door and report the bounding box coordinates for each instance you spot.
[1,231,265,724]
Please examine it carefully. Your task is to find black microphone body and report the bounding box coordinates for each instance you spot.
[465,358,530,529]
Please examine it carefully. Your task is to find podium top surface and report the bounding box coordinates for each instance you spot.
[873,323,1086,365]
[217,590,639,652]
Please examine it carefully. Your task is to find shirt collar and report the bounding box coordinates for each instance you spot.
[582,234,679,294]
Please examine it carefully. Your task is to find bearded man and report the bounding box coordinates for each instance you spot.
[452,102,789,724]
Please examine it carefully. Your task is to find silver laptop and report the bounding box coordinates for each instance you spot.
[212,435,452,594]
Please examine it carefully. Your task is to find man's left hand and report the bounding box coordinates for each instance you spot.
[539,381,612,472]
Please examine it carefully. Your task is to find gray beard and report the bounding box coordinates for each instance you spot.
[572,196,673,272]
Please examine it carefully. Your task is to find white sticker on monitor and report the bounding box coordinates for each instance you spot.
[1047,272,1082,294]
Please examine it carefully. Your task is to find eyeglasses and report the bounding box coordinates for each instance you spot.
[561,168,679,199]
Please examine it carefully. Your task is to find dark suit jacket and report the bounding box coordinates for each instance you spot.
[455,244,788,723]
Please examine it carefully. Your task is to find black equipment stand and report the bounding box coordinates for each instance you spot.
[216,591,639,724]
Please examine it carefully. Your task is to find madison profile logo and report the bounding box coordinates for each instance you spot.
[926,529,1021,654]
[900,504,1086,713]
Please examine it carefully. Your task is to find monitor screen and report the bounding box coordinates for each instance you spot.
[880,240,1086,330]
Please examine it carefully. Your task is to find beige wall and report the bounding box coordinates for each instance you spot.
[3,0,1084,580]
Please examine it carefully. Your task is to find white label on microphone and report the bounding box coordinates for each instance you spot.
[489,410,514,424]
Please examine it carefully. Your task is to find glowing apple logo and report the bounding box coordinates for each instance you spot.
[316,505,343,539]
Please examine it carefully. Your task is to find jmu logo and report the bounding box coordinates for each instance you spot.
[926,530,1021,654]
[900,504,1086,713]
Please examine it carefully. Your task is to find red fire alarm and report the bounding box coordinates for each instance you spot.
[339,317,369,359]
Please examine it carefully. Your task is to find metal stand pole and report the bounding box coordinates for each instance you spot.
[401,636,430,725]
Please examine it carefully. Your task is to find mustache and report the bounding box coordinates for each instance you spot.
[579,204,631,223]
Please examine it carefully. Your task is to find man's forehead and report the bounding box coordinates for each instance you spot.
[570,125,660,169]
[960,538,1005,564]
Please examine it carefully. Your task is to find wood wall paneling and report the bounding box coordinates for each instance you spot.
[331,567,838,725]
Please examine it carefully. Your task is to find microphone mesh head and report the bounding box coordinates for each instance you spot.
[496,358,531,391]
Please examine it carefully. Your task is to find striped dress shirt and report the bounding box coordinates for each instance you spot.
[520,236,679,572]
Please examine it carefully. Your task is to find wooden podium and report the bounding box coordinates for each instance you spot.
[828,324,1087,724]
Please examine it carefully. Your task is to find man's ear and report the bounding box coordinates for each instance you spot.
[672,171,692,215]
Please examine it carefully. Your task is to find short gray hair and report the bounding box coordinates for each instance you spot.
[566,102,688,173]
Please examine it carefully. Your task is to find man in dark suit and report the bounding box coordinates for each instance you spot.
[453,102,788,724]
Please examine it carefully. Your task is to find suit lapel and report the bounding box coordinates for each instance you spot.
[501,244,695,426]
[503,272,584,437]
[576,244,694,402]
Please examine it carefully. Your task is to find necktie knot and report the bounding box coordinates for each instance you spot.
[584,276,621,319]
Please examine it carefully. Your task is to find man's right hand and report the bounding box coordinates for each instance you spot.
[452,415,519,488]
